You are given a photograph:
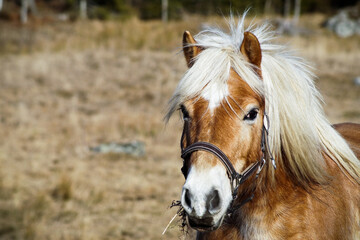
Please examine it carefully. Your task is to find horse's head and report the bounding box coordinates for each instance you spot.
[176,31,265,231]
[165,16,360,235]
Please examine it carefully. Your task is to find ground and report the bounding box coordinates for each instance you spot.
[0,14,359,240]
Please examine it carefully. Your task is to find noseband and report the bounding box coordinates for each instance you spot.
[180,113,275,209]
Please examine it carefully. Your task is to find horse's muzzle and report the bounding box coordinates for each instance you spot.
[187,215,221,232]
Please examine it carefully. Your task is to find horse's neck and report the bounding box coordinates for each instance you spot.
[229,164,302,239]
[231,155,359,239]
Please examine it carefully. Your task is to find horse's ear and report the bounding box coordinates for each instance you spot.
[183,31,201,68]
[240,32,262,71]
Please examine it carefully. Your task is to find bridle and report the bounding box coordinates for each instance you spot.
[180,112,276,211]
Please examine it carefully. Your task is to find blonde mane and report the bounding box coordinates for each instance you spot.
[166,14,360,186]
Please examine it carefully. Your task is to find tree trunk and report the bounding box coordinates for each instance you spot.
[264,0,272,15]
[162,0,168,23]
[21,0,37,24]
[284,0,291,18]
[21,0,29,23]
[80,0,87,19]
[293,0,301,25]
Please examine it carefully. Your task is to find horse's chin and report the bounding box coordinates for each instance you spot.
[187,214,225,232]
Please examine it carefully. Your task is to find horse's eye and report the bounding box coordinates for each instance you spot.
[180,105,190,120]
[244,109,258,121]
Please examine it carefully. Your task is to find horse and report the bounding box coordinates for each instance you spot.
[165,14,360,239]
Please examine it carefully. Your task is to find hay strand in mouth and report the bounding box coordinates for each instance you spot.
[162,200,188,235]
[162,213,179,235]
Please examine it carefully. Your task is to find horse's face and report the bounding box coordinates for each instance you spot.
[179,31,264,231]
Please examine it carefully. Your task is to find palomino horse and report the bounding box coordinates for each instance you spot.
[165,15,360,239]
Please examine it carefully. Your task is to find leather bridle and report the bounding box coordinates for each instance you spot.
[180,113,276,210]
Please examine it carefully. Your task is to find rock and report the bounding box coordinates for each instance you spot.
[90,141,146,157]
[334,19,356,38]
[324,4,360,38]
[57,14,69,21]
[325,3,360,38]
[354,76,360,86]
[355,19,360,35]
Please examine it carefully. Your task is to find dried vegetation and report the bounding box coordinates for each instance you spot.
[0,14,359,239]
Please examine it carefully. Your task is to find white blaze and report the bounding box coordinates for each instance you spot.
[201,80,229,110]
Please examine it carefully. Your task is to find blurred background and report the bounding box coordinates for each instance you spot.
[0,0,359,239]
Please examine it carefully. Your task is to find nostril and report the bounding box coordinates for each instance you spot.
[184,188,192,209]
[207,189,221,213]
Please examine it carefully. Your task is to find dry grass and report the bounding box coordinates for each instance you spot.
[0,14,359,240]
[0,49,187,239]
[0,16,206,54]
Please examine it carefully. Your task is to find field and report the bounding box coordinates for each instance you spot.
[0,14,359,240]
